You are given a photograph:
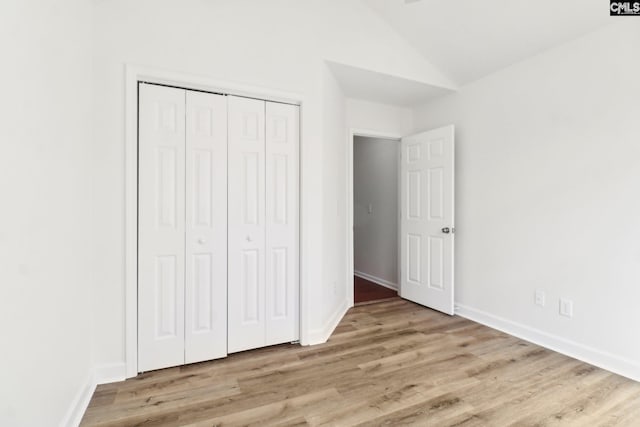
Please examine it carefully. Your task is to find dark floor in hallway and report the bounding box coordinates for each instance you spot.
[354,275,397,305]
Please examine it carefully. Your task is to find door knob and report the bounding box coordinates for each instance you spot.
[198,238,207,244]
[246,235,252,242]
[442,227,450,234]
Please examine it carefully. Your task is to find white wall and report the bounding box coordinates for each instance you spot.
[320,66,349,328]
[413,22,640,379]
[0,1,94,426]
[91,0,444,366]
[353,137,399,287]
[346,98,414,136]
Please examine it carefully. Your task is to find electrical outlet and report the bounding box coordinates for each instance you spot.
[534,290,546,307]
[559,298,573,318]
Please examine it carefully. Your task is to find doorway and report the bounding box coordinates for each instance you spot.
[347,126,455,313]
[352,135,400,305]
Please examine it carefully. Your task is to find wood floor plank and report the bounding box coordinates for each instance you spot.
[181,388,342,427]
[351,392,474,427]
[81,380,240,426]
[81,299,640,426]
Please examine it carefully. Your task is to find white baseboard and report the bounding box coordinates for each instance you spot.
[455,303,640,383]
[354,270,398,291]
[60,374,95,427]
[308,298,350,345]
[60,363,127,427]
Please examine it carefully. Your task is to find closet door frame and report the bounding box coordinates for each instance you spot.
[124,65,305,378]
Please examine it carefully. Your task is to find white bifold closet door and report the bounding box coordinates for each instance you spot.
[138,84,227,372]
[228,96,299,353]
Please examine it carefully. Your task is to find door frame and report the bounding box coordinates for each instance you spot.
[346,129,403,308]
[124,64,305,377]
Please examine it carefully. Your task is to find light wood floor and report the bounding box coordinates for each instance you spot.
[81,299,640,426]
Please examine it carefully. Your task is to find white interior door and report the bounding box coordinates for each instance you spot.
[138,84,186,371]
[400,125,455,315]
[265,102,299,346]
[139,84,229,371]
[184,91,228,363]
[227,96,267,353]
[228,97,300,352]
[139,87,300,366]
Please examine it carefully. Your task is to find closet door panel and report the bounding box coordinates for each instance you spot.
[265,102,299,345]
[185,91,228,363]
[138,84,186,372]
[228,96,266,353]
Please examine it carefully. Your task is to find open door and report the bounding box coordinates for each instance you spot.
[400,125,455,315]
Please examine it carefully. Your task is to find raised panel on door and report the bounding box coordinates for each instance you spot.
[138,83,186,372]
[227,96,267,353]
[400,125,455,315]
[265,102,299,346]
[184,91,228,363]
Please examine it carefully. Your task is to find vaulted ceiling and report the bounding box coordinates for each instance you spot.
[363,0,611,86]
